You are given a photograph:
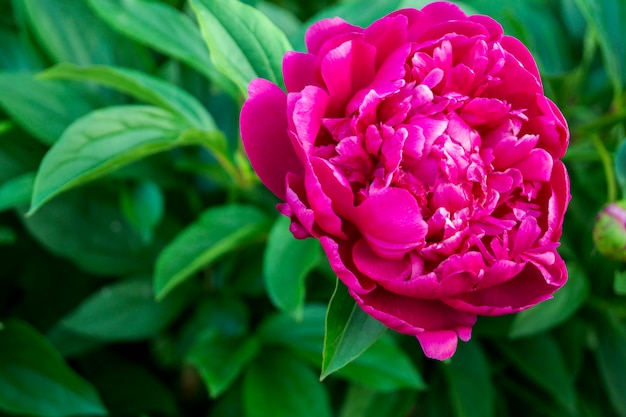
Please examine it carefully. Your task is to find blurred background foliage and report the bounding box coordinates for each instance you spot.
[0,0,625,416]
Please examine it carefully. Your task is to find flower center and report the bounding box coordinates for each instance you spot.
[319,36,545,262]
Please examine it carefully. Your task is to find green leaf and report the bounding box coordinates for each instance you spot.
[29,105,219,214]
[22,0,151,68]
[22,187,160,275]
[0,171,35,212]
[120,180,164,243]
[190,0,292,95]
[615,270,626,295]
[257,304,327,364]
[187,331,260,398]
[87,0,238,98]
[0,320,107,416]
[615,139,626,197]
[243,349,331,417]
[154,205,271,299]
[589,305,626,417]
[444,341,494,417]
[258,304,418,391]
[573,0,626,105]
[85,355,179,416]
[0,226,16,245]
[40,63,217,130]
[58,277,192,341]
[0,72,100,145]
[509,263,589,338]
[321,281,386,379]
[338,385,415,417]
[263,216,321,320]
[334,334,426,391]
[497,334,578,414]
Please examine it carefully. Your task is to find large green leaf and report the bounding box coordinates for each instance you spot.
[22,0,151,69]
[0,171,35,212]
[190,0,292,95]
[573,0,626,105]
[497,334,578,415]
[57,277,192,341]
[154,205,271,299]
[87,0,238,98]
[338,385,415,417]
[29,105,221,214]
[0,320,107,416]
[444,341,494,417]
[333,334,425,391]
[40,63,217,130]
[263,215,321,320]
[0,72,101,145]
[258,304,419,391]
[243,349,331,417]
[509,263,589,338]
[589,305,626,417]
[321,280,386,379]
[257,304,327,364]
[186,331,260,398]
[22,187,160,275]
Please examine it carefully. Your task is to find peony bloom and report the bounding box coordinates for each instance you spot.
[240,1,570,360]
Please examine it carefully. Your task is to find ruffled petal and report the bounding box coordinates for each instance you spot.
[240,79,302,199]
[352,187,428,259]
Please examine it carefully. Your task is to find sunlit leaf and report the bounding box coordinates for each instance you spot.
[190,0,292,95]
[321,281,386,379]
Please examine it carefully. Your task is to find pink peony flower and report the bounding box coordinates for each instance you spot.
[240,1,570,360]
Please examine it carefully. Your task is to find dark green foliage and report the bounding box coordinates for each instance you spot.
[0,0,625,416]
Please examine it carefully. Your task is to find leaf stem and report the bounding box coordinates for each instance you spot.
[592,135,617,203]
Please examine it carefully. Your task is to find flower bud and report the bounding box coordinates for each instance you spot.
[593,201,626,262]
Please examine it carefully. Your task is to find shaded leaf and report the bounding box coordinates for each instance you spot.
[243,349,331,417]
[22,0,151,69]
[87,0,238,98]
[22,187,160,275]
[154,205,271,299]
[338,385,415,417]
[190,0,292,95]
[0,73,100,145]
[40,63,217,130]
[573,0,626,103]
[444,341,494,417]
[263,215,321,320]
[509,263,589,338]
[614,270,626,295]
[334,334,426,391]
[58,277,192,341]
[187,331,260,398]
[497,334,578,414]
[321,280,386,379]
[0,320,107,417]
[589,305,626,417]
[0,171,35,212]
[120,180,164,243]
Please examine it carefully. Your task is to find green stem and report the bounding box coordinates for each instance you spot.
[592,134,617,203]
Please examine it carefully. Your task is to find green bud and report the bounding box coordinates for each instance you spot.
[593,201,626,262]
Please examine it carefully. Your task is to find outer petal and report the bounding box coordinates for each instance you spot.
[353,287,476,359]
[240,79,303,199]
[305,16,361,55]
[443,260,564,315]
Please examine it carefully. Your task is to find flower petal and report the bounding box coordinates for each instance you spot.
[240,79,303,200]
[352,187,427,259]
